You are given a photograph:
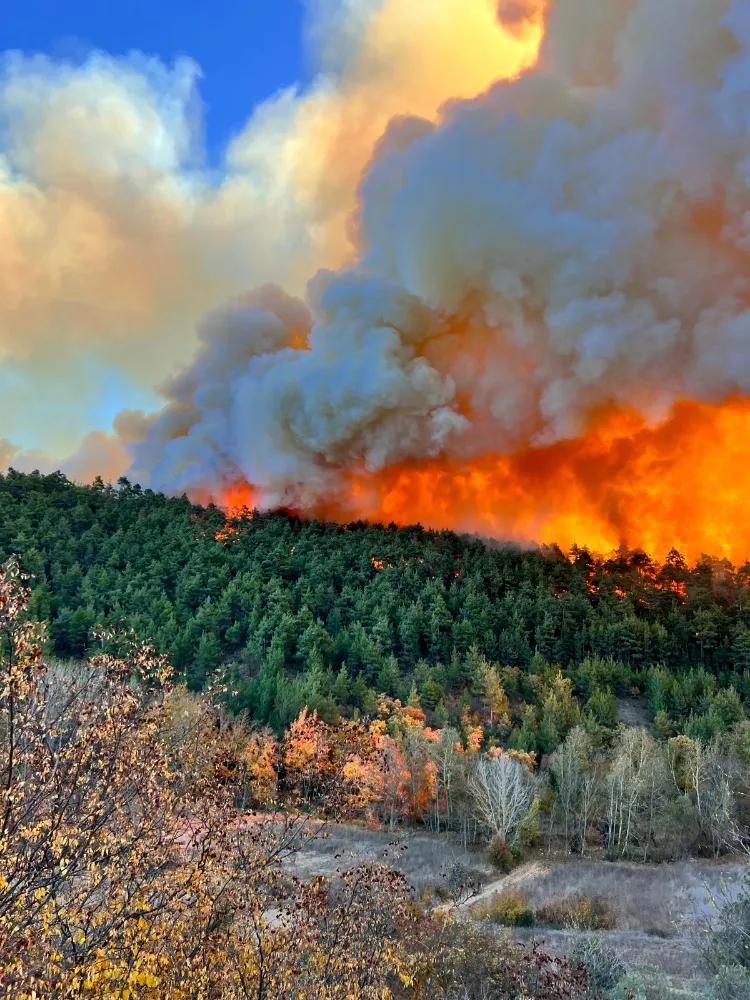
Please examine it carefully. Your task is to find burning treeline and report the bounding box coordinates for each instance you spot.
[120,0,750,561]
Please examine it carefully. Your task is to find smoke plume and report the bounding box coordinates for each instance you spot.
[6,0,750,559]
[122,0,750,559]
[0,0,535,456]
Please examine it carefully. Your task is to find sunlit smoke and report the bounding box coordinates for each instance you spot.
[0,0,536,454]
[120,0,750,561]
[7,0,750,562]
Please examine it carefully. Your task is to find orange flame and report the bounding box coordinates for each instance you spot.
[215,483,256,542]
[331,400,750,563]
[218,399,750,563]
[222,483,256,520]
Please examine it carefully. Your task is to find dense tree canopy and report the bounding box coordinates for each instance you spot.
[2,469,749,747]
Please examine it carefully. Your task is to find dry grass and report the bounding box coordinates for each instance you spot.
[512,859,746,934]
[287,823,491,900]
[287,822,749,986]
[504,858,748,988]
[511,927,696,979]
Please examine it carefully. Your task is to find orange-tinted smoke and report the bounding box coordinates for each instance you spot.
[221,400,750,564]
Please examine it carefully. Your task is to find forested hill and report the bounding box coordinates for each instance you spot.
[2,469,749,744]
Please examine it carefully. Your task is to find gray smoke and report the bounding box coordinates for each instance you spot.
[128,0,750,516]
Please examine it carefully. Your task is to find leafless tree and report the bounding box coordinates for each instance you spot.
[550,727,585,851]
[689,740,738,858]
[468,753,534,844]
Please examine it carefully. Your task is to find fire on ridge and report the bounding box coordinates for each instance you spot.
[120,0,750,567]
[219,399,750,564]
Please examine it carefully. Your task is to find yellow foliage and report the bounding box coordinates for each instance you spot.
[0,558,422,999]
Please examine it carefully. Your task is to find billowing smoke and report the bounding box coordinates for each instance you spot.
[129,279,470,502]
[0,0,535,459]
[127,0,750,527]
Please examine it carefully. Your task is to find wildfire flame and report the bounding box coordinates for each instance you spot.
[137,0,750,568]
[220,399,750,563]
[215,483,256,541]
[222,484,256,520]
[334,400,750,563]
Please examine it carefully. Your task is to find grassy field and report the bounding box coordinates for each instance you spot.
[289,823,749,990]
[505,858,747,987]
[287,822,491,900]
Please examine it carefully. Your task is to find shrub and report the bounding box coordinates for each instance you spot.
[441,858,479,906]
[430,920,591,999]
[703,966,750,1000]
[535,894,616,931]
[609,966,673,1000]
[474,889,535,927]
[702,875,750,976]
[485,833,515,872]
[570,936,626,991]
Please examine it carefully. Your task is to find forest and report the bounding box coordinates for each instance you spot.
[3,470,750,998]
[3,468,750,746]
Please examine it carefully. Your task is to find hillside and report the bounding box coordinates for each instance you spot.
[2,469,749,747]
[3,469,750,1000]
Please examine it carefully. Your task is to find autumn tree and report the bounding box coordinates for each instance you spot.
[0,558,429,1000]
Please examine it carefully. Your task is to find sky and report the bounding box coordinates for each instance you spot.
[0,0,544,473]
[1,0,315,456]
[3,0,308,159]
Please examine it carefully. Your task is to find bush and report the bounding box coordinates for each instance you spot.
[535,894,616,931]
[702,876,750,976]
[609,966,673,1000]
[430,920,591,999]
[703,966,750,1000]
[441,858,479,906]
[485,834,515,872]
[475,889,535,927]
[570,936,626,992]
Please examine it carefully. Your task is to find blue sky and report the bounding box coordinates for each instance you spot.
[3,0,308,158]
[2,1,313,453]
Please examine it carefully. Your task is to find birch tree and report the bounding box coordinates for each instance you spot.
[430,726,461,832]
[550,726,603,854]
[550,728,584,851]
[683,738,738,857]
[607,727,663,857]
[468,752,535,844]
